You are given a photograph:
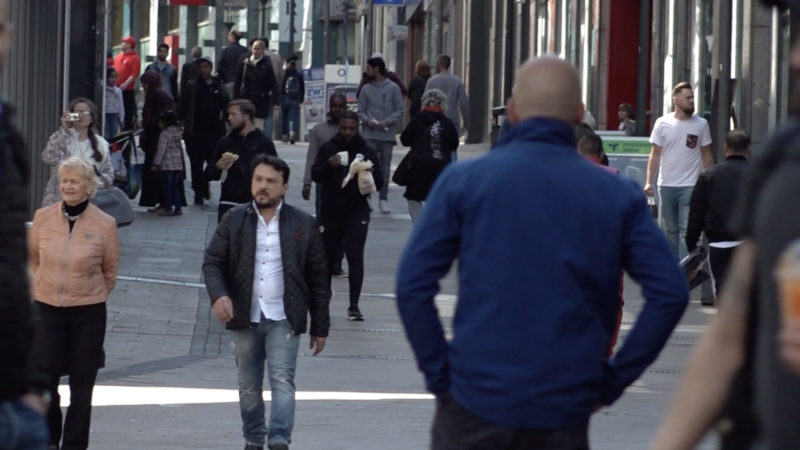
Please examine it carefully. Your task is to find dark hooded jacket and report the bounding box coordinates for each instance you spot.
[399,109,459,201]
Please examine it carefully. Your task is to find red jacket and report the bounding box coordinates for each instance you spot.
[113,50,141,91]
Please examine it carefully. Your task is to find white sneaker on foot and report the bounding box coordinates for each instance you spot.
[379,199,390,213]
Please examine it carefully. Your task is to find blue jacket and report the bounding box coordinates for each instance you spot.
[396,118,688,428]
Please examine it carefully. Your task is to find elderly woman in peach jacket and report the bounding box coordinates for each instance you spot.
[29,156,119,450]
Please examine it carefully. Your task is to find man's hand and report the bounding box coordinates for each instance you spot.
[212,296,234,323]
[327,154,342,168]
[302,183,311,201]
[216,152,238,171]
[643,183,654,197]
[309,336,327,356]
[780,318,800,375]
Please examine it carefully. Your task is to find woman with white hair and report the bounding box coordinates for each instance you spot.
[398,88,459,223]
[29,157,119,450]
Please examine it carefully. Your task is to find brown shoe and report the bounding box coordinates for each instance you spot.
[147,206,167,214]
[157,208,173,216]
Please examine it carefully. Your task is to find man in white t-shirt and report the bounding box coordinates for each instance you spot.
[645,81,713,260]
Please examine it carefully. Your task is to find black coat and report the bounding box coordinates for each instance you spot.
[0,101,49,400]
[233,56,279,118]
[203,203,331,336]
[217,43,249,84]
[407,75,429,116]
[311,134,384,219]
[207,129,277,204]
[399,110,459,201]
[685,155,749,252]
[179,77,229,139]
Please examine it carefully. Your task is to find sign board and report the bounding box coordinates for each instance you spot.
[601,136,651,155]
[304,81,326,133]
[219,0,247,7]
[387,25,408,41]
[279,0,304,43]
[169,0,208,5]
[323,64,362,84]
[374,0,405,5]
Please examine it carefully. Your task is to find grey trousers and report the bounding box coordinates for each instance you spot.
[366,139,395,200]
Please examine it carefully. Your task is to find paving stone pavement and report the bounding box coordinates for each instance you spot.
[60,141,715,449]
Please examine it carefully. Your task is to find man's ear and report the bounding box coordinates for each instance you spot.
[507,99,519,124]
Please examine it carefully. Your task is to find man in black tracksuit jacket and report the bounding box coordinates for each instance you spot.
[179,56,229,205]
[312,111,383,321]
[207,99,277,222]
[685,129,750,300]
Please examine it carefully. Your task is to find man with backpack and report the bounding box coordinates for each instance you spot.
[281,56,304,144]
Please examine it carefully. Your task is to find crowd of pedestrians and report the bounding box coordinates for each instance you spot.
[5,0,800,447]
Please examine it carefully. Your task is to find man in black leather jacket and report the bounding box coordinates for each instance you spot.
[203,154,329,450]
[685,129,750,301]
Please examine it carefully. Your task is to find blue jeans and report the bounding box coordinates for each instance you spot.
[104,113,120,140]
[658,185,693,260]
[160,170,182,213]
[0,400,48,450]
[366,139,394,201]
[230,319,300,447]
[280,98,300,136]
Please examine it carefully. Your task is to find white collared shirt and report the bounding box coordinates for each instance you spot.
[250,55,263,65]
[250,201,286,323]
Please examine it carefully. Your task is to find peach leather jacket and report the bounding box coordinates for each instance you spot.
[29,202,119,307]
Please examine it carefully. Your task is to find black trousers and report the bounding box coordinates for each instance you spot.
[709,245,736,298]
[35,301,106,450]
[432,395,590,450]
[122,90,136,131]
[186,132,222,200]
[320,209,370,307]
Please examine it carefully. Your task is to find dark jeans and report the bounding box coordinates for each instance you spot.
[709,245,736,298]
[0,400,49,450]
[320,209,370,307]
[185,132,220,200]
[280,97,300,136]
[35,301,106,450]
[103,113,120,140]
[122,90,136,131]
[160,170,182,213]
[432,395,589,450]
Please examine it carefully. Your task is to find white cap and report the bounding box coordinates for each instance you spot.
[371,52,384,59]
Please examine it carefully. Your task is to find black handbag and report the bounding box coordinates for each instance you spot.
[392,152,411,187]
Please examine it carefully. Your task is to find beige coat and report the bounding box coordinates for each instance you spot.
[29,202,119,307]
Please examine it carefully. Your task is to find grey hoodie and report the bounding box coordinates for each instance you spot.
[357,78,405,142]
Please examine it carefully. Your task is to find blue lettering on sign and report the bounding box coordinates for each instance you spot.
[373,0,404,5]
[307,85,324,96]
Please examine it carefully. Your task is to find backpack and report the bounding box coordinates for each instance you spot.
[284,73,301,98]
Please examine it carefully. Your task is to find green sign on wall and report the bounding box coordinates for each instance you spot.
[601,136,651,155]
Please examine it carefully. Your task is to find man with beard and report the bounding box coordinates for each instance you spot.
[144,43,179,100]
[652,11,800,447]
[645,81,713,260]
[203,154,329,450]
[357,56,404,214]
[312,111,383,321]
[179,56,229,206]
[208,99,277,222]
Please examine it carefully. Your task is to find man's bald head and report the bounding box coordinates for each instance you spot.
[507,56,584,126]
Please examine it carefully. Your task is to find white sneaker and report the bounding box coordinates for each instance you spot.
[379,199,390,213]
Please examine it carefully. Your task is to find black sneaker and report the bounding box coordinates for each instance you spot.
[347,306,364,321]
[268,444,289,450]
[244,445,263,450]
[332,268,348,278]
